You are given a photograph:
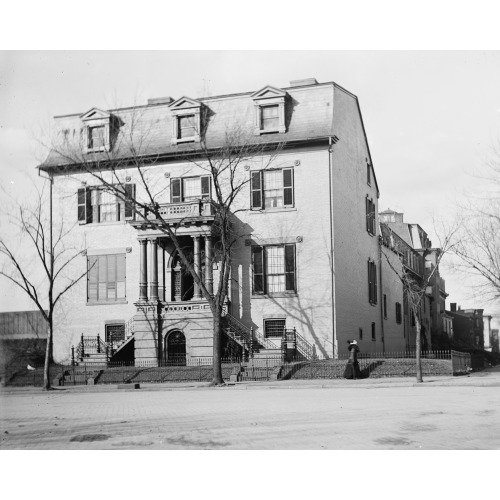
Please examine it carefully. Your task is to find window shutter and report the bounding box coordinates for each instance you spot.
[366,196,370,232]
[87,256,98,301]
[284,244,296,292]
[86,188,93,223]
[171,178,182,203]
[373,262,377,304]
[252,246,265,294]
[201,176,211,198]
[283,168,294,207]
[77,188,86,223]
[124,184,136,220]
[368,260,372,303]
[250,171,263,210]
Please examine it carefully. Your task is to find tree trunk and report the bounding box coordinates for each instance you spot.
[415,314,423,383]
[211,311,224,385]
[43,321,53,391]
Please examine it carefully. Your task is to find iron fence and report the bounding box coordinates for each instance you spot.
[3,349,483,386]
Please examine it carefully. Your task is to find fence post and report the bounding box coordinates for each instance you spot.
[81,334,85,359]
[249,327,254,359]
[281,335,287,362]
[97,334,101,354]
[71,346,75,366]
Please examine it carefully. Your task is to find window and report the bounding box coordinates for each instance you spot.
[261,105,279,131]
[371,322,376,341]
[367,162,371,185]
[359,328,363,340]
[170,176,211,203]
[264,319,285,338]
[105,323,125,344]
[177,115,196,140]
[87,254,126,304]
[250,168,294,210]
[383,294,387,318]
[396,302,402,324]
[366,196,376,235]
[169,97,202,144]
[368,259,377,305]
[252,244,296,295]
[251,85,287,135]
[88,126,106,150]
[77,184,135,224]
[81,108,112,153]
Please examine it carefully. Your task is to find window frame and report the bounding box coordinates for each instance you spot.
[366,196,376,235]
[251,243,296,296]
[368,259,378,305]
[264,318,286,339]
[251,85,287,135]
[170,175,211,203]
[371,322,376,341]
[77,184,135,225]
[383,294,388,319]
[87,253,127,305]
[396,302,402,324]
[250,168,294,210]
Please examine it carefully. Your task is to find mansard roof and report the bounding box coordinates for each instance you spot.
[40,81,378,193]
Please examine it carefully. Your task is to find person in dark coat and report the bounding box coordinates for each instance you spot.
[343,340,362,379]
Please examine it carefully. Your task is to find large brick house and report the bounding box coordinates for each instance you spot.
[39,78,411,365]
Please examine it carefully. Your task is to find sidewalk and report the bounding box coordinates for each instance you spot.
[2,365,500,395]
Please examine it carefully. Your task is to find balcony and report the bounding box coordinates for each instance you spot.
[131,200,217,229]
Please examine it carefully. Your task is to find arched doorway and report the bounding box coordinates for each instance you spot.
[165,330,186,365]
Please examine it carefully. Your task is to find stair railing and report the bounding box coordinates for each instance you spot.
[284,327,314,360]
[224,313,279,350]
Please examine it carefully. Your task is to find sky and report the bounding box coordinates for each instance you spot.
[2,50,500,315]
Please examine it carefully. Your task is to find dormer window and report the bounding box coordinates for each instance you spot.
[251,85,287,135]
[178,115,196,140]
[169,97,202,145]
[88,126,106,150]
[81,108,113,153]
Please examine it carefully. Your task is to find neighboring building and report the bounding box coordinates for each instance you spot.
[39,79,420,365]
[379,210,447,349]
[0,310,47,339]
[448,303,485,350]
[491,329,499,353]
[483,314,493,352]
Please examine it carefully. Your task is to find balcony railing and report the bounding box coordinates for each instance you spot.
[141,200,216,222]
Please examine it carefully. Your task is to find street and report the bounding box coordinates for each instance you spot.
[1,372,499,450]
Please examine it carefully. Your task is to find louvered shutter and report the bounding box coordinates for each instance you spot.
[201,176,211,199]
[373,262,377,304]
[368,260,373,303]
[124,184,136,220]
[87,256,99,301]
[77,188,86,223]
[283,168,294,207]
[252,246,265,294]
[171,178,182,203]
[284,244,296,292]
[366,196,370,232]
[117,254,126,298]
[250,171,263,210]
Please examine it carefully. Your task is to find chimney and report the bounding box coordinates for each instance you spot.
[289,78,318,87]
[147,96,174,106]
[450,303,457,312]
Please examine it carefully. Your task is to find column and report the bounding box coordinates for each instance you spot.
[193,235,202,300]
[139,239,148,301]
[149,238,158,302]
[205,235,213,295]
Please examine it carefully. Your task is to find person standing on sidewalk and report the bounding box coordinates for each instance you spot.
[343,340,362,379]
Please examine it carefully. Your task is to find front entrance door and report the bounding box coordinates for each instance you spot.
[165,330,186,365]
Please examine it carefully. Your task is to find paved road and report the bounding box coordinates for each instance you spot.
[1,370,499,449]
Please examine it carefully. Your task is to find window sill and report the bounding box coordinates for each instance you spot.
[87,300,128,306]
[86,147,109,154]
[248,207,297,214]
[252,293,298,299]
[172,137,199,145]
[84,221,128,227]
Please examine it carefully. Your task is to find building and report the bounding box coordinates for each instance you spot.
[448,304,485,350]
[39,78,415,365]
[379,209,447,349]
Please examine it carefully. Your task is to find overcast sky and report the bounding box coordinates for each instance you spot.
[1,50,500,314]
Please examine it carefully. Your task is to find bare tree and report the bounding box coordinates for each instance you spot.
[0,181,89,390]
[44,108,283,385]
[380,223,457,382]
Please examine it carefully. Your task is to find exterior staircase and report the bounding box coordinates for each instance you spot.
[222,313,314,361]
[73,316,136,365]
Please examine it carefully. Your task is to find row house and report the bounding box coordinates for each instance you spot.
[39,78,409,366]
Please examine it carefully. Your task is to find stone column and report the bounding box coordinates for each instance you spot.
[139,239,148,301]
[205,235,213,295]
[149,238,158,302]
[193,235,202,300]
